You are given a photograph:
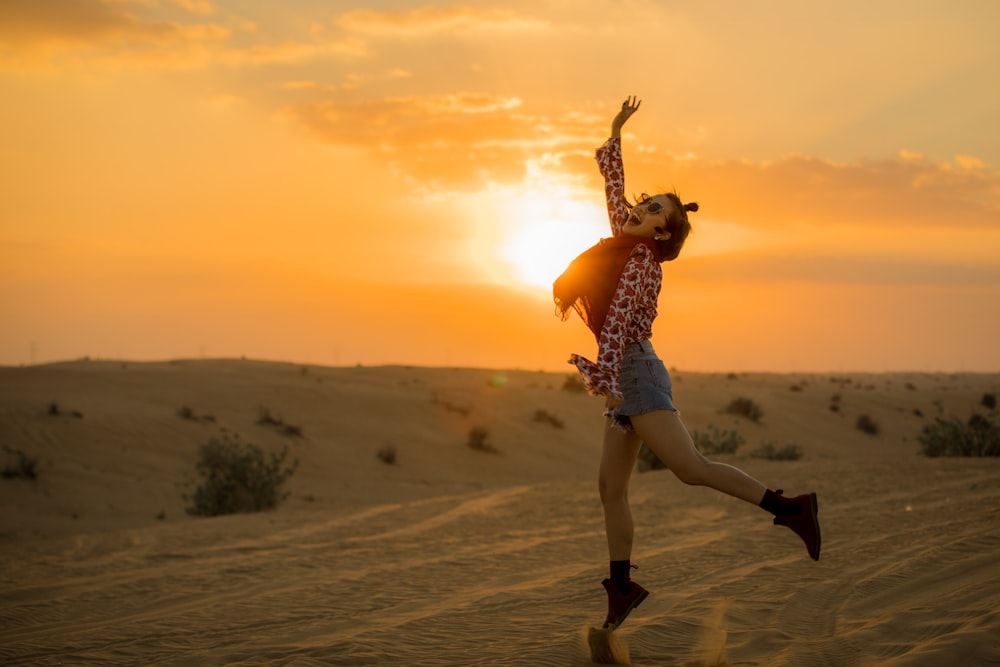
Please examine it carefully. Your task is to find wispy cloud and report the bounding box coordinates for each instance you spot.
[633,151,1000,231]
[677,252,1000,288]
[0,0,365,70]
[335,6,549,36]
[284,92,597,188]
[0,0,192,46]
[0,0,234,69]
[282,84,1000,232]
[168,0,215,16]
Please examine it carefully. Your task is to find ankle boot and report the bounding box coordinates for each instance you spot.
[760,489,821,561]
[601,577,649,629]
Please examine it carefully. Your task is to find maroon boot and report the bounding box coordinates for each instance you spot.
[761,489,821,561]
[601,578,649,629]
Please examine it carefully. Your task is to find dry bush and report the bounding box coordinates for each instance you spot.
[637,443,666,472]
[257,406,304,438]
[467,426,499,453]
[725,397,763,423]
[692,424,745,455]
[186,433,298,516]
[919,412,999,457]
[533,409,564,429]
[2,446,38,480]
[856,414,880,436]
[377,444,398,465]
[751,441,804,461]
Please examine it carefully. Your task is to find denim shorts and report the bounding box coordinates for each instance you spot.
[607,339,677,431]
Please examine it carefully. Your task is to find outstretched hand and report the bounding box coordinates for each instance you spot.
[611,96,641,138]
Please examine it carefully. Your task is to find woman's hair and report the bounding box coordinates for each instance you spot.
[627,191,699,261]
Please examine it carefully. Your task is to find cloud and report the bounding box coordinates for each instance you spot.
[284,92,600,188]
[624,151,1000,231]
[0,0,234,68]
[216,37,365,67]
[168,0,214,15]
[0,0,365,70]
[676,253,1000,288]
[282,85,1000,234]
[0,0,169,46]
[335,6,549,37]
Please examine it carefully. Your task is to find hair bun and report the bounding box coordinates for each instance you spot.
[684,202,699,213]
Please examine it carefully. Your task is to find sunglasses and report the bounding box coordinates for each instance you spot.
[638,194,665,215]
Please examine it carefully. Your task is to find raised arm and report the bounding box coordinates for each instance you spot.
[611,96,640,139]
[597,96,641,236]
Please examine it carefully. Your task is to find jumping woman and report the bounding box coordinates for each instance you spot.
[554,97,821,630]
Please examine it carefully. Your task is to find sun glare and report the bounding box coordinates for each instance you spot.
[497,189,608,290]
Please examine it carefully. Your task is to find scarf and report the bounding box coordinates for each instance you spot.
[553,235,664,339]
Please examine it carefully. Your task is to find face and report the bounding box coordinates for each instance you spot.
[621,194,677,239]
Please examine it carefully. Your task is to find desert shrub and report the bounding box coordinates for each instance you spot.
[562,374,586,393]
[257,406,303,438]
[467,426,498,453]
[2,447,38,480]
[983,393,997,410]
[918,412,1000,457]
[376,444,397,465]
[725,397,763,423]
[177,406,215,423]
[751,441,804,461]
[47,402,83,419]
[430,395,471,417]
[856,415,880,436]
[533,409,564,429]
[637,442,666,472]
[691,424,745,455]
[186,433,298,516]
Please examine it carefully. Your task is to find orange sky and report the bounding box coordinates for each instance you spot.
[2,1,999,372]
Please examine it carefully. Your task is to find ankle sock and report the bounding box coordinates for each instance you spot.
[610,560,632,594]
[759,489,802,516]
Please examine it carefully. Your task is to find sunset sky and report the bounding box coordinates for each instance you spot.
[2,0,999,372]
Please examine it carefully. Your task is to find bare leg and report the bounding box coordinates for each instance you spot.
[630,410,766,504]
[598,417,643,560]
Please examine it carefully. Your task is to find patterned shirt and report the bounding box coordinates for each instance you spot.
[569,137,661,399]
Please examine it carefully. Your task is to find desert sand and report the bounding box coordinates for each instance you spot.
[1,359,998,666]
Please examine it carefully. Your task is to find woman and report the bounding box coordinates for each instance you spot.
[554,97,821,630]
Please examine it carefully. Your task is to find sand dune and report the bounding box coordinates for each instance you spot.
[1,360,998,665]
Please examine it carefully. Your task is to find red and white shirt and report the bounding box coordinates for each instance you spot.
[569,137,661,399]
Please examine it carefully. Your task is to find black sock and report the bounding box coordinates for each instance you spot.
[610,560,632,593]
[759,489,802,516]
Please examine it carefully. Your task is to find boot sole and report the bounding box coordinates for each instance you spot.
[604,588,649,630]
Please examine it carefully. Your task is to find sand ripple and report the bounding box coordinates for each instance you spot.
[2,457,999,665]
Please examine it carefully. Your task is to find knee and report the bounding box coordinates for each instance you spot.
[598,475,628,505]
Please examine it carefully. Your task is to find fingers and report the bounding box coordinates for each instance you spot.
[621,95,641,111]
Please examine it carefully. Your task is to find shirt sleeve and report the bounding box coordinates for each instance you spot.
[595,137,630,236]
[569,247,656,399]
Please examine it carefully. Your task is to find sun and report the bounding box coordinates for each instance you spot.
[497,189,608,290]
